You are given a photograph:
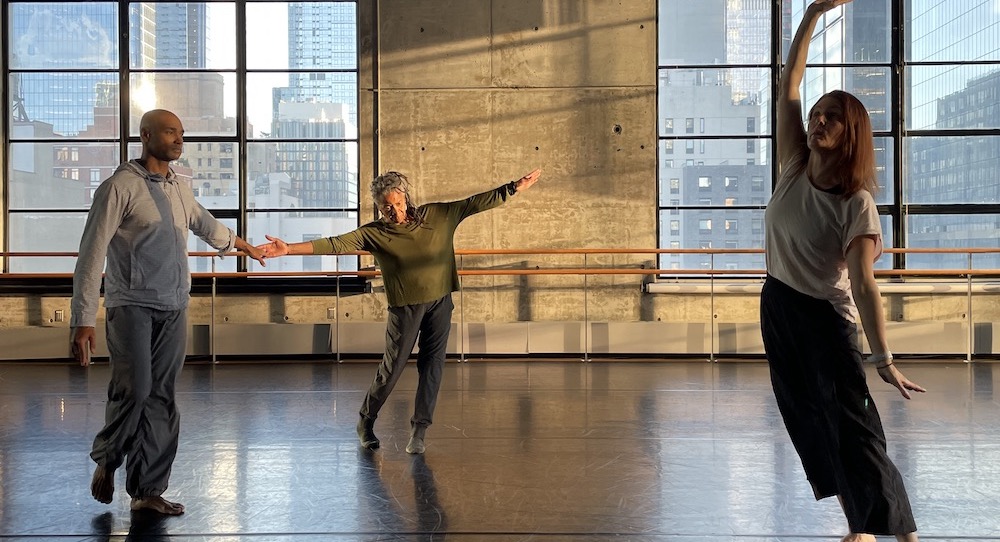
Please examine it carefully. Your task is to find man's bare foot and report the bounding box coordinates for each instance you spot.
[130,496,185,515]
[90,465,114,504]
[842,534,876,542]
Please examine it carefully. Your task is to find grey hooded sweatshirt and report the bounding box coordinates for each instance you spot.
[71,160,235,328]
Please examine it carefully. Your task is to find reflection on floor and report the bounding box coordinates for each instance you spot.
[1,360,998,540]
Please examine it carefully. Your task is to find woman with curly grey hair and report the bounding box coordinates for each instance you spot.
[258,167,541,454]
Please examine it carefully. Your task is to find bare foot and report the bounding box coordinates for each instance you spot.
[90,465,114,504]
[842,534,876,542]
[130,496,185,515]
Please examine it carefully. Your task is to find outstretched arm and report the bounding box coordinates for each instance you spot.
[511,168,542,194]
[777,0,852,167]
[256,235,316,258]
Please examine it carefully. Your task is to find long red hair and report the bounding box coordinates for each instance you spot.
[808,90,877,198]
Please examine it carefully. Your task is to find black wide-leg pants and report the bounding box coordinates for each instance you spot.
[760,276,916,535]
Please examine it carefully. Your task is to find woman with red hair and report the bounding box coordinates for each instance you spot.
[761,1,924,540]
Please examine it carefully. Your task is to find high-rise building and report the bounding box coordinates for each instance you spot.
[274,2,358,125]
[268,2,359,209]
[273,102,357,209]
[154,3,210,69]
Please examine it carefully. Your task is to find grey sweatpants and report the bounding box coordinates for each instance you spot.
[359,294,454,427]
[90,305,187,499]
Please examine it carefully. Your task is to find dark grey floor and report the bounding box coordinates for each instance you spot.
[0,359,998,541]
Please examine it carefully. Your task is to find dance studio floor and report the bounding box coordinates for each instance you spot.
[1,359,998,541]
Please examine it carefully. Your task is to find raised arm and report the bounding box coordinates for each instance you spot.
[777,0,853,167]
[257,228,370,258]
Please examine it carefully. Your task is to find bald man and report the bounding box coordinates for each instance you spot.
[71,109,265,514]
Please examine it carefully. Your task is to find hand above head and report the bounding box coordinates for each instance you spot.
[513,168,542,193]
[876,363,926,400]
[257,235,290,258]
[72,326,96,367]
[809,0,853,13]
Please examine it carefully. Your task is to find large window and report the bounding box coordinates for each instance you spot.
[658,0,1000,271]
[4,1,359,273]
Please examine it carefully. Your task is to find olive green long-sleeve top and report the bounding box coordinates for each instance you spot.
[312,184,513,307]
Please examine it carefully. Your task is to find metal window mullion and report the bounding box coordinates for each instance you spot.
[236,0,248,272]
[654,0,661,270]
[891,0,905,270]
[119,0,131,169]
[769,0,781,224]
[2,0,10,273]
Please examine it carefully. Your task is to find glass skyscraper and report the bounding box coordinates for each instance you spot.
[275,2,358,125]
[270,2,358,209]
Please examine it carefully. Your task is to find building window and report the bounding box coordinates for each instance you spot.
[655,0,1000,271]
[699,219,712,234]
[3,1,362,274]
[698,176,711,190]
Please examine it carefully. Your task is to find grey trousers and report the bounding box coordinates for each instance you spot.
[90,305,187,499]
[359,294,454,427]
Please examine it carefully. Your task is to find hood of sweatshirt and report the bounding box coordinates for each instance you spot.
[118,159,179,184]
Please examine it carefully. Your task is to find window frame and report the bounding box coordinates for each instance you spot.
[1,0,363,287]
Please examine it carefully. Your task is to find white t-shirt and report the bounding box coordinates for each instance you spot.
[764,156,883,323]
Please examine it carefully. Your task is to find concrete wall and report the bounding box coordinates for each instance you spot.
[356,0,657,323]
